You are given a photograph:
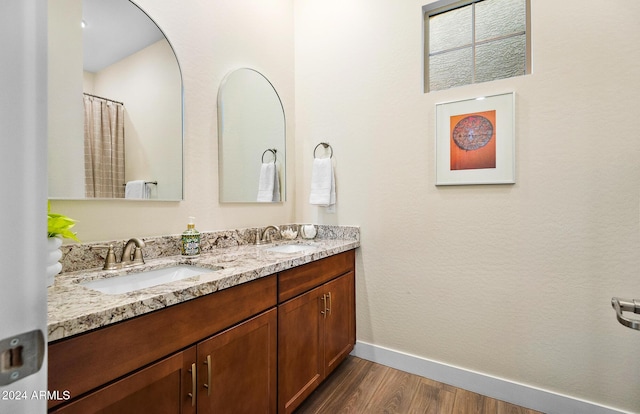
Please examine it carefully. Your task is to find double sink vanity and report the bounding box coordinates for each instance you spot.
[47,0,353,411]
[47,225,359,414]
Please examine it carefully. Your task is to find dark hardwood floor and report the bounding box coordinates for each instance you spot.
[295,356,544,414]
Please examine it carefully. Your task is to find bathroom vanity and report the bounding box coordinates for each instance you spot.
[47,229,358,414]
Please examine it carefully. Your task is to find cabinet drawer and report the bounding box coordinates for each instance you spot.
[278,250,354,303]
[48,274,276,409]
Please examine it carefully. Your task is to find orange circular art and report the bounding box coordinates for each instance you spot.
[451,115,494,151]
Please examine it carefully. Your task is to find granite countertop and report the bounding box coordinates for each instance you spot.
[48,237,359,342]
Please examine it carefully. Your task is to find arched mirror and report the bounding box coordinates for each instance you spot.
[48,0,183,200]
[218,68,286,203]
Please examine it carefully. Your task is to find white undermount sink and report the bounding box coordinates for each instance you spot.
[264,244,317,254]
[80,265,216,295]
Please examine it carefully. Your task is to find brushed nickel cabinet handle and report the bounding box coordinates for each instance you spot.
[203,355,212,396]
[321,294,327,318]
[327,292,332,316]
[188,362,196,406]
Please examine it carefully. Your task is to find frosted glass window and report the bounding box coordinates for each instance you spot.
[475,0,526,42]
[475,35,526,83]
[430,48,473,91]
[429,5,472,53]
[424,0,530,92]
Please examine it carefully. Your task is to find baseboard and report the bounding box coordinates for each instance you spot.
[351,341,629,414]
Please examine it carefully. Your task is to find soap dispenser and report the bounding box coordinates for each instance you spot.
[181,217,200,256]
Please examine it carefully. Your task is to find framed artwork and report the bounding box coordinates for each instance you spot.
[435,92,515,185]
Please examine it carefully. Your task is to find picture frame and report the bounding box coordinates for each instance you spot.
[435,92,515,186]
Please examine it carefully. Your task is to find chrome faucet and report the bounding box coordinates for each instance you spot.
[255,225,280,245]
[101,238,147,270]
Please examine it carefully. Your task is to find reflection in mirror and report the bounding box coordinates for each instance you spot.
[218,69,286,203]
[48,0,183,200]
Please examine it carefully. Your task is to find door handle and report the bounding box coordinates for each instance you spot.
[611,297,640,331]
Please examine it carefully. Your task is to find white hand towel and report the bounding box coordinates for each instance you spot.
[273,165,281,202]
[125,180,149,199]
[309,158,335,206]
[257,163,281,202]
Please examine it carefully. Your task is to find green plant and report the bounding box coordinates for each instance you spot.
[47,201,80,242]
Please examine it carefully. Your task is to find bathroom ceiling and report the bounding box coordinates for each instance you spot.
[83,0,165,73]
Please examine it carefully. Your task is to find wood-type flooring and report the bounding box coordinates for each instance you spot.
[294,356,544,414]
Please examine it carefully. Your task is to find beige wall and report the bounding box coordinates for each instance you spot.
[296,0,640,411]
[49,0,640,411]
[51,0,296,239]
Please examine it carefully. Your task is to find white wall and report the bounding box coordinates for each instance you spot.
[295,0,640,412]
[50,0,296,240]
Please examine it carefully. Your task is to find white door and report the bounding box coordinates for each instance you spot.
[0,1,48,413]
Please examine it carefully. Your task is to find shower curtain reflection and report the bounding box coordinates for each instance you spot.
[83,94,125,198]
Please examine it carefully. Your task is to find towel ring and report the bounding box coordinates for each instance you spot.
[122,181,157,186]
[313,142,333,159]
[261,148,277,164]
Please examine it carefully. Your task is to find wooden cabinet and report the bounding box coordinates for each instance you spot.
[52,309,277,414]
[322,272,356,374]
[49,275,277,413]
[278,285,324,413]
[277,251,355,414]
[196,308,277,414]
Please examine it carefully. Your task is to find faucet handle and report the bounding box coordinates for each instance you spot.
[131,246,145,265]
[254,228,263,245]
[93,244,119,270]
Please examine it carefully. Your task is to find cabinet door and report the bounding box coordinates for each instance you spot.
[323,271,356,374]
[278,285,324,414]
[50,347,197,414]
[197,308,277,414]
